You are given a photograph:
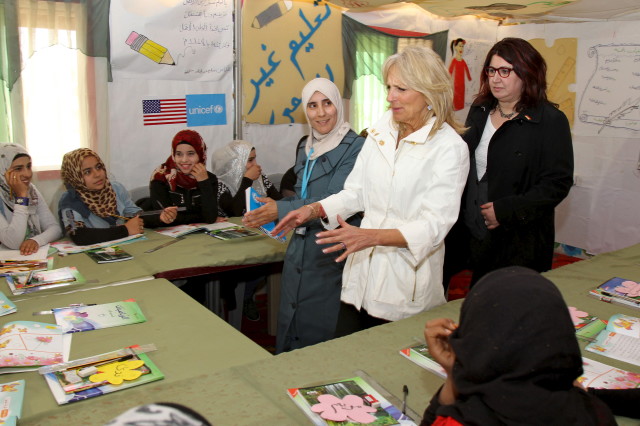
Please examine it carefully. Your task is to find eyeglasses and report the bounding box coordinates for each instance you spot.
[484,67,514,78]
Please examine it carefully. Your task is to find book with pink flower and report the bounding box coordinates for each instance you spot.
[0,321,70,374]
[588,277,640,310]
[287,376,416,425]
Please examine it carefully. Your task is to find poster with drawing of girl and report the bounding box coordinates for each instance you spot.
[449,38,472,111]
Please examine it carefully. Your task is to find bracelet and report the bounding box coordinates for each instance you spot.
[303,204,318,220]
[15,197,29,206]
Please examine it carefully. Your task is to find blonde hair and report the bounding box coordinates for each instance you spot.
[382,46,466,138]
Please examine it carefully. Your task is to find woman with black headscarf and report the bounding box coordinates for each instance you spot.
[421,266,616,425]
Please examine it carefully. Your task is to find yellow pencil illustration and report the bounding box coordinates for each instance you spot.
[125,31,175,65]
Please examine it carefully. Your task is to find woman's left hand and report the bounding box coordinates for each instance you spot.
[316,215,376,263]
[191,163,208,182]
[159,206,178,224]
[242,197,277,228]
[480,202,500,230]
[19,239,39,256]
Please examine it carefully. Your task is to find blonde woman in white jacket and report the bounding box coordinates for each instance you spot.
[272,46,470,335]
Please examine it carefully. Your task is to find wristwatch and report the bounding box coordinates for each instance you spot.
[15,197,29,206]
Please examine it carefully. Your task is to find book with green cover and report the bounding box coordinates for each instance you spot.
[53,300,146,333]
[399,343,447,379]
[85,246,133,263]
[43,349,163,405]
[5,266,86,296]
[287,376,416,425]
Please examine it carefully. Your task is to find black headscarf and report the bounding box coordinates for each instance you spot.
[432,267,615,425]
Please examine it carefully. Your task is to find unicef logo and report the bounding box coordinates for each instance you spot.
[214,105,223,114]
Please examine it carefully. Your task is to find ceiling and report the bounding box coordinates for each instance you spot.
[327,0,640,22]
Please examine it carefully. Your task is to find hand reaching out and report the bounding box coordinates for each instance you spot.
[242,197,278,228]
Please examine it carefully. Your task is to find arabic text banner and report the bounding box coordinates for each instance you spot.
[242,0,345,125]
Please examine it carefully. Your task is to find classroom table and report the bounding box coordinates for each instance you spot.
[17,243,640,425]
[9,218,288,332]
[4,277,271,424]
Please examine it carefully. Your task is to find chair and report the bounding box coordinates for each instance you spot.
[129,186,152,210]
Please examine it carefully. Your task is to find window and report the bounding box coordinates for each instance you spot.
[0,0,110,172]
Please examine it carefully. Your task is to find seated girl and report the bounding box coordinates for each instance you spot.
[0,144,61,254]
[58,148,176,245]
[150,130,221,224]
[212,140,283,218]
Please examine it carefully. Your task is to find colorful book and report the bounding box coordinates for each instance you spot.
[5,266,86,296]
[0,321,69,373]
[578,357,640,389]
[245,187,286,242]
[85,246,133,263]
[53,300,146,333]
[287,376,416,425]
[0,245,52,276]
[585,313,640,366]
[42,347,163,405]
[588,277,640,310]
[153,221,234,238]
[206,225,260,240]
[0,379,25,424]
[569,306,607,341]
[0,291,16,317]
[399,343,447,378]
[51,234,147,255]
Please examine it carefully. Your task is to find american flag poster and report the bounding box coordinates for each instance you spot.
[142,98,187,126]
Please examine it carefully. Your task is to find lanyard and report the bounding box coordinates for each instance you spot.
[300,148,317,199]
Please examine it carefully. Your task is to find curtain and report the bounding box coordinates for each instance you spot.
[342,15,448,133]
[0,0,110,154]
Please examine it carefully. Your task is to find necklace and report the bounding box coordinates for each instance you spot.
[496,103,516,119]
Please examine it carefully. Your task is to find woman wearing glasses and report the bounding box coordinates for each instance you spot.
[459,37,573,285]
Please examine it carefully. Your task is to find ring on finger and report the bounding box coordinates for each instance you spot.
[340,242,347,250]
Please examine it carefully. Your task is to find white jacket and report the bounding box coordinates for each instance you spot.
[321,111,469,321]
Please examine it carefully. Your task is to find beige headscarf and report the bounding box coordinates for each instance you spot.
[301,78,351,160]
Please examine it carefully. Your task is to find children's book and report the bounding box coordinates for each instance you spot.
[0,244,52,276]
[245,187,286,242]
[0,291,16,317]
[42,346,163,405]
[588,277,640,310]
[153,221,233,238]
[5,266,86,296]
[399,344,447,379]
[51,234,147,255]
[206,225,261,240]
[578,357,640,389]
[85,245,133,263]
[569,306,607,342]
[287,376,416,425]
[585,313,640,366]
[53,300,146,333]
[0,321,70,373]
[0,379,25,425]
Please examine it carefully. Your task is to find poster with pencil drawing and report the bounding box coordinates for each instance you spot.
[110,0,233,81]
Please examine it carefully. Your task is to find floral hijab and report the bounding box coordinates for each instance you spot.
[60,148,117,218]
[151,130,207,191]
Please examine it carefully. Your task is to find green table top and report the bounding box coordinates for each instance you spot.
[7,278,271,424]
[6,218,288,301]
[14,243,640,425]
